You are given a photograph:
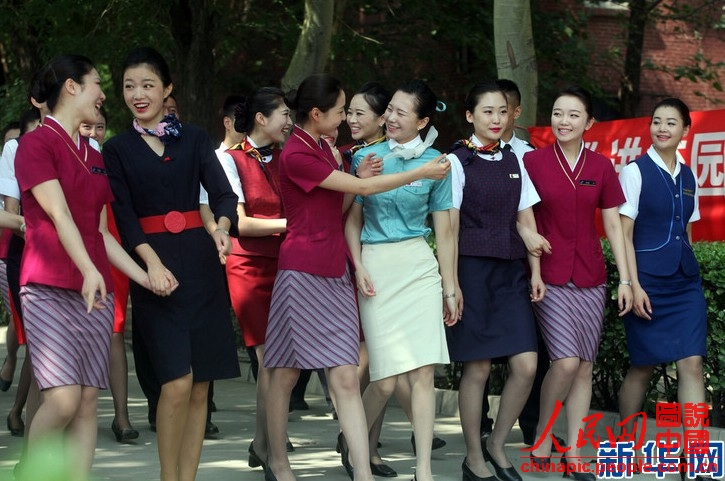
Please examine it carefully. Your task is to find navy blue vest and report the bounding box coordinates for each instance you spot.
[453,146,526,260]
[632,155,699,277]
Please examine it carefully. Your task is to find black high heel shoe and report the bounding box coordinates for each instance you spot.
[410,432,447,455]
[338,432,354,480]
[529,454,551,469]
[463,457,498,481]
[561,457,595,481]
[481,436,522,481]
[7,414,24,437]
[111,419,139,443]
[248,442,267,470]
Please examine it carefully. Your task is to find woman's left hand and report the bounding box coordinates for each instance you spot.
[212,228,232,265]
[443,295,459,326]
[617,284,633,316]
[530,275,547,302]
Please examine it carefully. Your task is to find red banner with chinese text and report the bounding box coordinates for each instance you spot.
[528,109,725,241]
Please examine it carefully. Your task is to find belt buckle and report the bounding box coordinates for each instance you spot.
[163,211,186,234]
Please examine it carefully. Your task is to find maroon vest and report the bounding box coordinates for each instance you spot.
[453,146,526,260]
[228,149,284,257]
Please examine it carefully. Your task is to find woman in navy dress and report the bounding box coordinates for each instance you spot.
[618,98,707,437]
[446,82,545,481]
[103,47,240,481]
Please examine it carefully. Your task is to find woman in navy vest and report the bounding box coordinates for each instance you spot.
[221,87,292,472]
[618,98,707,441]
[446,82,545,481]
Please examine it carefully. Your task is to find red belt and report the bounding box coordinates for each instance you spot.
[138,210,203,234]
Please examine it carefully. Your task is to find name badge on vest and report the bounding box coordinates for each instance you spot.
[405,180,423,187]
[90,166,108,175]
[509,173,520,179]
[579,179,596,186]
[683,188,695,197]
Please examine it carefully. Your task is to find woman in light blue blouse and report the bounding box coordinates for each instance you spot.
[345,79,458,481]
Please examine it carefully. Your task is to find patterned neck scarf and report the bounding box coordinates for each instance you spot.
[342,135,386,163]
[133,113,182,144]
[452,137,500,156]
[230,138,273,164]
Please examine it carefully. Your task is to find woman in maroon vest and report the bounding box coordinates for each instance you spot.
[524,86,632,481]
[222,87,292,471]
[446,82,545,481]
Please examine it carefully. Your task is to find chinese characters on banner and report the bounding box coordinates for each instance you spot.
[519,401,722,478]
[528,110,725,241]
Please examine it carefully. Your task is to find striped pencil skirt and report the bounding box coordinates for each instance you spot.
[21,283,114,390]
[264,266,360,369]
[532,281,606,362]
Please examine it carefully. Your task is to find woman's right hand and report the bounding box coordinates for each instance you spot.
[354,265,376,297]
[147,262,179,296]
[419,154,451,180]
[81,268,107,313]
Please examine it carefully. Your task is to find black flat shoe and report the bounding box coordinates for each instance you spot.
[248,442,267,470]
[463,457,498,481]
[482,437,522,481]
[410,432,447,455]
[286,440,294,452]
[111,419,139,443]
[370,461,397,477]
[7,414,24,437]
[338,432,354,480]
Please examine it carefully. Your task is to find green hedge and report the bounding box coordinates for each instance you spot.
[595,241,725,427]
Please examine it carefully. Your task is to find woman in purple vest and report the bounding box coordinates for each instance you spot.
[446,82,545,481]
[618,98,707,442]
[221,87,292,471]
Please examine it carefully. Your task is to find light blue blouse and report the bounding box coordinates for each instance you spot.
[352,137,452,245]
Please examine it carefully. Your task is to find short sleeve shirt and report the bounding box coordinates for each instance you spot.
[276,126,348,277]
[15,116,113,291]
[448,135,539,211]
[352,137,452,244]
[0,139,19,200]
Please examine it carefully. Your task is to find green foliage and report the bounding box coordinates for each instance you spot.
[594,240,725,426]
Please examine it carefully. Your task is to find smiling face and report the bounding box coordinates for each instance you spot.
[347,93,385,143]
[384,91,429,144]
[650,105,689,153]
[76,69,106,125]
[123,64,173,129]
[551,94,594,145]
[254,100,292,145]
[315,90,346,136]
[466,91,508,145]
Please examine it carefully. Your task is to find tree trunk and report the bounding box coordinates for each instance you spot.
[619,0,655,118]
[280,0,334,93]
[493,0,538,133]
[169,0,219,131]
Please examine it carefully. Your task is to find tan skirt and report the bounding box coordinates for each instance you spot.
[359,237,449,381]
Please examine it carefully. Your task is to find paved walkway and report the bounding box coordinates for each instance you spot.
[0,326,691,481]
